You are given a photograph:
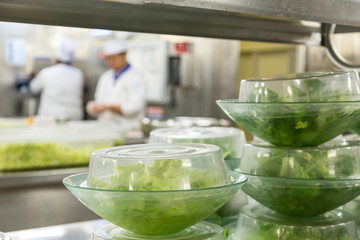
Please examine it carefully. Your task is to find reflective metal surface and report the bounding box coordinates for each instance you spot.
[7,219,107,240]
[0,0,321,45]
[0,168,99,232]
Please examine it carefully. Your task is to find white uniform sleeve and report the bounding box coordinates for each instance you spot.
[29,70,45,93]
[120,73,146,117]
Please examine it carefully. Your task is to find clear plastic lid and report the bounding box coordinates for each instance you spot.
[239,71,360,102]
[149,127,245,160]
[240,141,360,179]
[0,232,11,240]
[92,221,225,240]
[87,143,230,190]
[230,204,358,240]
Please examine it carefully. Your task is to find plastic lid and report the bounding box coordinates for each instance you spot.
[148,127,245,162]
[92,143,220,160]
[92,221,226,240]
[149,127,243,140]
[88,143,230,190]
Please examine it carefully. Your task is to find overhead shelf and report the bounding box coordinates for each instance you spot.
[0,1,359,47]
[0,0,324,45]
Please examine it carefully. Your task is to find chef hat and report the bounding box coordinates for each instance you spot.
[102,39,127,56]
[55,37,77,63]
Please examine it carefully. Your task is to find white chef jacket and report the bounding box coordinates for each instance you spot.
[30,63,84,120]
[93,67,146,130]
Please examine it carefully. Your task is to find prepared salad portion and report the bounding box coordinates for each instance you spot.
[227,204,358,240]
[239,71,360,103]
[217,100,360,146]
[63,144,247,235]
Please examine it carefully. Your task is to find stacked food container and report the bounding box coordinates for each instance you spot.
[63,143,247,239]
[216,71,360,239]
[148,127,248,225]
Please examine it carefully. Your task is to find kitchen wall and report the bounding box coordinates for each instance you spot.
[0,22,240,120]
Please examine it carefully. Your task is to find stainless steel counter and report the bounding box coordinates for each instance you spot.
[0,167,99,232]
[7,219,107,240]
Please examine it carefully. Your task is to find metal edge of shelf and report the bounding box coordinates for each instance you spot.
[123,0,360,28]
[0,0,321,45]
[0,167,88,188]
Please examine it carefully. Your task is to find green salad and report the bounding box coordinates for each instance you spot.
[242,178,360,217]
[234,222,354,240]
[0,141,121,171]
[247,79,351,103]
[247,147,358,179]
[83,159,238,235]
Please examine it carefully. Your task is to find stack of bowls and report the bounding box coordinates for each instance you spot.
[63,143,247,239]
[226,204,358,240]
[148,127,248,226]
[217,71,360,239]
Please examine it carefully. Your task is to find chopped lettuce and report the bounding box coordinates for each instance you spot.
[249,148,358,179]
[232,221,354,240]
[234,79,360,146]
[227,102,360,147]
[84,160,237,235]
[0,141,122,171]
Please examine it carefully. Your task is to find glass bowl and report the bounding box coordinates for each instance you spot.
[239,71,360,102]
[87,143,231,190]
[343,196,360,233]
[63,171,246,236]
[0,232,10,240]
[92,221,226,240]
[240,141,360,179]
[226,204,358,240]
[148,127,245,169]
[216,100,360,146]
[238,173,360,217]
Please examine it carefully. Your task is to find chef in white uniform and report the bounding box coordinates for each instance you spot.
[30,37,84,120]
[86,39,146,131]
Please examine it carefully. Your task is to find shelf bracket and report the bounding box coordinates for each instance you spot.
[322,23,360,70]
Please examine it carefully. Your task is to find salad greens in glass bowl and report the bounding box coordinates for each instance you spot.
[218,71,360,147]
[226,204,358,240]
[148,127,248,225]
[239,71,360,103]
[63,144,247,236]
[92,221,226,240]
[236,141,360,217]
[148,127,246,170]
[216,100,360,147]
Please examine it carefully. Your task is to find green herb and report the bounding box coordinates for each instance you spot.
[224,228,230,239]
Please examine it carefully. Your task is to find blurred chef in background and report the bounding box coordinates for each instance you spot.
[30,37,84,120]
[86,39,146,131]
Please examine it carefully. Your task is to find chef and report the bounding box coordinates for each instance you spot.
[30,37,84,120]
[86,39,146,131]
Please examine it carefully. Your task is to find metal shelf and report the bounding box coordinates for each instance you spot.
[0,0,325,45]
[1,0,359,66]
